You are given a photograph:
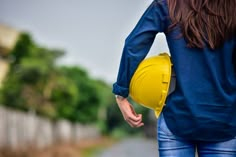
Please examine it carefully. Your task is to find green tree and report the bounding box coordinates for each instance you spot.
[0,33,79,120]
[59,66,101,123]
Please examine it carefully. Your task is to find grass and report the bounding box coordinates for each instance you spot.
[0,136,116,157]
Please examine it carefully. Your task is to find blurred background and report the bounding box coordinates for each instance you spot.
[0,0,169,157]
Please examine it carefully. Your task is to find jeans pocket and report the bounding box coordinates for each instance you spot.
[157,113,174,136]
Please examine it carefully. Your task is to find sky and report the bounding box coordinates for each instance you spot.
[0,0,169,84]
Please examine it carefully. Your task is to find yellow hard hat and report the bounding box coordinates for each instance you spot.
[129,53,172,118]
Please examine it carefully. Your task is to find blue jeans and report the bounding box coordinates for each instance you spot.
[157,114,236,157]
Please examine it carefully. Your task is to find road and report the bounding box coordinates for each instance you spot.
[98,138,159,157]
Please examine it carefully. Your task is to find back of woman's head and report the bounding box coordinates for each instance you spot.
[167,0,236,49]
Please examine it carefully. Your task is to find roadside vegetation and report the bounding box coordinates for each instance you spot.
[0,32,153,157]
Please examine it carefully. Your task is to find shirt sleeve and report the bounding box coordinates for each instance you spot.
[112,0,168,97]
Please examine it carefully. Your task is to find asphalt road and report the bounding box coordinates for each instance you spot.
[98,138,159,157]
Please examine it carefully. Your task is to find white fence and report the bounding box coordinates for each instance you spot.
[0,106,100,149]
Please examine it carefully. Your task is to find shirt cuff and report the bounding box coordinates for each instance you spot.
[112,83,129,98]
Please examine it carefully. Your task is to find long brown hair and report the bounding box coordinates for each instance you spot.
[167,0,236,49]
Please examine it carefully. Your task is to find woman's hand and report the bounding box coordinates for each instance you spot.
[116,96,144,128]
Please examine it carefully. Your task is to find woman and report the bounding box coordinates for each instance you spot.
[112,0,236,156]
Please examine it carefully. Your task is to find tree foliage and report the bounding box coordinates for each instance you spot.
[0,32,115,125]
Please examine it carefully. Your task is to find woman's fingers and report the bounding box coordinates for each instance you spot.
[125,114,144,128]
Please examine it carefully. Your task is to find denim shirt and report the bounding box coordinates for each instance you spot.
[112,0,236,142]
